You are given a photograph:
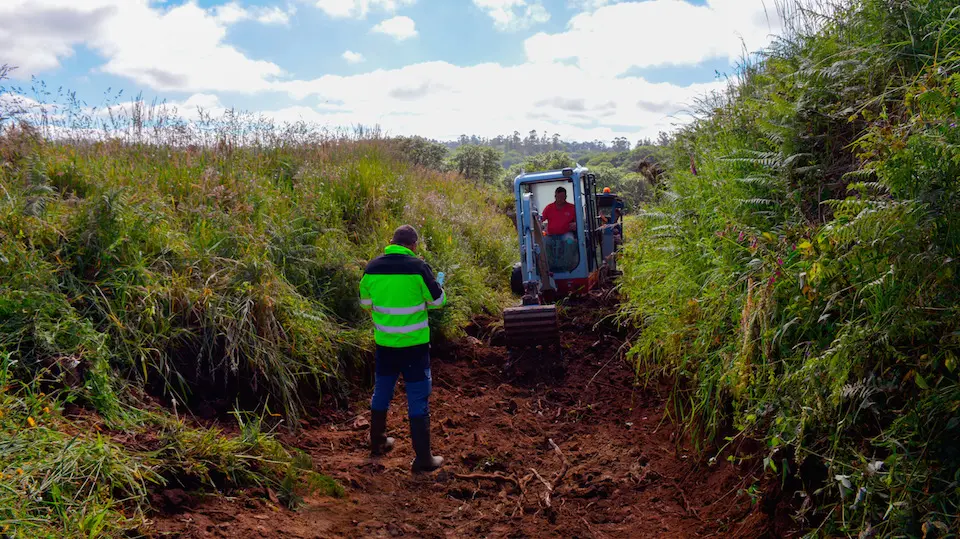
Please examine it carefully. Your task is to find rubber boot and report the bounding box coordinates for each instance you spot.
[370,409,395,456]
[409,415,443,473]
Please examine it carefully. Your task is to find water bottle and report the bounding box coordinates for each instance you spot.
[436,271,446,286]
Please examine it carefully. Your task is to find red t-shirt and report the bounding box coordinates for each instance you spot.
[541,202,576,236]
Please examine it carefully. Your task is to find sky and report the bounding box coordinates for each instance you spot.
[0,0,785,143]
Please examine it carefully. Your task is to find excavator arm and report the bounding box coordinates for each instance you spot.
[503,194,559,348]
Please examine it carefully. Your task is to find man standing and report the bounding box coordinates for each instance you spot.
[599,187,625,241]
[541,186,578,271]
[359,225,446,473]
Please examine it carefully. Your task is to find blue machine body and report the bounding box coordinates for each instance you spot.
[513,165,603,296]
[503,166,623,348]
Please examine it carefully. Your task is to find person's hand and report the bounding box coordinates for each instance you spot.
[568,221,577,232]
[436,272,446,286]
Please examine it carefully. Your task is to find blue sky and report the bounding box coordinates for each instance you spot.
[0,0,783,142]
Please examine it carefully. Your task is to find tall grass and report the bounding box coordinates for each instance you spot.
[0,350,344,537]
[620,0,960,536]
[1,68,516,535]
[0,88,515,420]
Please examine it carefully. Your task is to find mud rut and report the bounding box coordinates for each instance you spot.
[149,292,786,539]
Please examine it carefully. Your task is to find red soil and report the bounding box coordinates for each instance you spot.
[147,293,794,538]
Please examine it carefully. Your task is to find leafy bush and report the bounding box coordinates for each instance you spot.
[619,1,960,535]
[448,144,504,185]
[0,127,514,422]
[391,136,449,171]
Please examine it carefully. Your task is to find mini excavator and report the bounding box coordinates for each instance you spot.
[504,165,624,349]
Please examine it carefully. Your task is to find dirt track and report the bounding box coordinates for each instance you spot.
[148,292,790,538]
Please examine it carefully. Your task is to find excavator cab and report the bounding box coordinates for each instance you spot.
[504,165,618,349]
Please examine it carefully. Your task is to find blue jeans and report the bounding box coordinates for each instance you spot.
[370,344,432,419]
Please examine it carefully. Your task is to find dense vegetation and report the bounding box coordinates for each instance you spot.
[444,129,670,168]
[0,86,516,535]
[620,0,960,536]
[397,133,666,210]
[10,0,960,534]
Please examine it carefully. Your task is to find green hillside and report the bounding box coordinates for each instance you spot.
[0,106,515,535]
[620,0,960,535]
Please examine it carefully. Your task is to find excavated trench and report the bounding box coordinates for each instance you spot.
[148,291,796,538]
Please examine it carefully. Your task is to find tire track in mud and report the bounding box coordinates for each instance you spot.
[149,293,783,538]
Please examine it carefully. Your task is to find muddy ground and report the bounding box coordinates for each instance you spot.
[147,292,798,538]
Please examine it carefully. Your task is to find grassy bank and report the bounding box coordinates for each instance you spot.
[620,0,960,536]
[0,91,516,535]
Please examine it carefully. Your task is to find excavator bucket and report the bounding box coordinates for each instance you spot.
[503,304,559,348]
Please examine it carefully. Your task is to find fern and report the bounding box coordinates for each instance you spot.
[791,165,822,174]
[720,150,783,169]
[781,152,814,169]
[659,190,681,202]
[618,2,960,535]
[839,374,886,414]
[846,181,889,195]
[737,198,779,207]
[734,176,780,188]
[634,210,673,221]
[23,155,54,217]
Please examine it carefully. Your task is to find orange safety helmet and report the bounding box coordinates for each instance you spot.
[602,187,611,193]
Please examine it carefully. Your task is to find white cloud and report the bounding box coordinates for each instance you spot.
[0,0,286,92]
[371,16,417,40]
[1,0,784,143]
[214,2,295,25]
[213,2,249,23]
[6,60,722,143]
[0,0,115,75]
[180,93,225,111]
[566,0,612,10]
[525,0,781,77]
[272,60,724,141]
[473,0,550,31]
[342,50,366,63]
[253,5,297,25]
[95,2,284,92]
[312,0,415,19]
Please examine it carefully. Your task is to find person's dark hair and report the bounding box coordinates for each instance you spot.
[555,186,567,195]
[391,224,419,247]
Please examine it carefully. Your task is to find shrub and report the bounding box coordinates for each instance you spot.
[619,1,960,535]
[0,71,517,535]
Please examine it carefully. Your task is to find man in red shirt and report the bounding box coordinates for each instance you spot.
[540,186,579,271]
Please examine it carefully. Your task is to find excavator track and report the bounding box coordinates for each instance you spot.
[503,304,559,348]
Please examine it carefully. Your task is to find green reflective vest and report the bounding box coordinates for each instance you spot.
[359,245,446,348]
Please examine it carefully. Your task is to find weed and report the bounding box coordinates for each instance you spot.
[620,1,960,535]
[0,65,516,535]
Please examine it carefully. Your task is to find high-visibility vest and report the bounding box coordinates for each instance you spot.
[359,245,446,348]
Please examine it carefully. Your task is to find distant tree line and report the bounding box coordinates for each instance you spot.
[390,130,671,209]
[442,129,671,169]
